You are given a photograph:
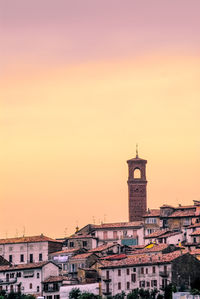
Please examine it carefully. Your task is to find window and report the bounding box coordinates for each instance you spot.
[103,231,108,240]
[9,255,12,263]
[127,282,130,290]
[17,272,21,278]
[141,267,144,274]
[193,237,197,243]
[82,241,87,247]
[146,268,148,274]
[20,254,24,262]
[37,273,40,279]
[30,254,33,263]
[151,280,157,287]
[127,269,130,275]
[133,168,141,179]
[118,269,121,276]
[152,266,156,274]
[69,242,74,248]
[139,281,145,288]
[113,231,118,239]
[106,271,109,279]
[131,273,136,283]
[30,283,32,289]
[146,281,150,287]
[39,253,43,261]
[10,273,15,278]
[133,267,136,272]
[118,282,121,290]
[37,286,40,292]
[10,285,14,292]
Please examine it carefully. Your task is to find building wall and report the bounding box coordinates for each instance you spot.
[0,242,49,264]
[101,263,172,296]
[0,263,59,295]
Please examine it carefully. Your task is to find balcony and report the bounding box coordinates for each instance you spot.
[43,287,59,293]
[102,277,111,282]
[0,278,17,285]
[159,271,169,277]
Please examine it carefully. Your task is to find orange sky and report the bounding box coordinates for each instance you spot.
[1,1,200,238]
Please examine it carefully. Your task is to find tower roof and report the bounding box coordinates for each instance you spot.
[127,144,147,163]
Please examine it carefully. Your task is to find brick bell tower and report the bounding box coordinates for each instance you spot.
[127,146,147,221]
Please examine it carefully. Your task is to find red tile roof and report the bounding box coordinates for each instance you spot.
[100,254,127,260]
[190,230,200,236]
[0,235,61,245]
[92,221,143,229]
[188,223,200,228]
[145,230,169,239]
[132,244,169,254]
[168,210,196,218]
[89,243,117,253]
[100,250,187,268]
[69,234,95,239]
[50,248,82,256]
[143,209,160,217]
[43,276,70,283]
[70,253,95,260]
[0,261,55,271]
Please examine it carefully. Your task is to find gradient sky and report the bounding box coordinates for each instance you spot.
[1,0,200,238]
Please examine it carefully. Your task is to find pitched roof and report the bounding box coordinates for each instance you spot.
[43,276,70,283]
[143,209,160,217]
[188,223,200,228]
[190,230,200,236]
[168,210,196,218]
[69,234,95,239]
[145,230,169,239]
[131,244,169,254]
[50,248,84,256]
[89,243,117,253]
[100,251,188,268]
[92,221,143,229]
[0,235,61,245]
[0,261,55,272]
[70,253,95,260]
[100,254,127,260]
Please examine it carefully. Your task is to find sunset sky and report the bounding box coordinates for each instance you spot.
[1,0,200,238]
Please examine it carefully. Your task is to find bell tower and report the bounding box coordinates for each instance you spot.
[127,146,147,221]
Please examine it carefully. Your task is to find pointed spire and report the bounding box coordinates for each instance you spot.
[136,143,139,158]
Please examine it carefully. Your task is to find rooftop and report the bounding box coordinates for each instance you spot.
[0,235,61,245]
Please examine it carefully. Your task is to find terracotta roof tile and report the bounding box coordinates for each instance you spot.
[145,230,169,239]
[69,234,95,239]
[0,261,53,271]
[143,209,160,217]
[43,276,69,283]
[132,244,169,254]
[92,221,143,229]
[50,248,82,256]
[190,230,200,236]
[0,235,61,245]
[168,210,196,218]
[100,250,187,268]
[70,253,95,260]
[89,243,117,253]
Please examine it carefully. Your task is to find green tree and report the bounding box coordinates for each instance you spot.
[69,288,81,299]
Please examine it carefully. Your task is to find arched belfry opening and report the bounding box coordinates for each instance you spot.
[133,168,141,179]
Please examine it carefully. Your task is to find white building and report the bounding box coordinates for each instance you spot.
[0,261,59,295]
[100,251,200,296]
[0,235,62,265]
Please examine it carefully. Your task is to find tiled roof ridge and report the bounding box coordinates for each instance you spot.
[0,261,52,271]
[0,235,60,244]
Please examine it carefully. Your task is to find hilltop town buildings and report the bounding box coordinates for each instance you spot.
[0,153,200,297]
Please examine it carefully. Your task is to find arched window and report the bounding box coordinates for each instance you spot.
[133,168,141,179]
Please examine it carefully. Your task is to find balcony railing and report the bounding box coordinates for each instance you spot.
[43,287,59,293]
[0,278,17,285]
[159,271,169,277]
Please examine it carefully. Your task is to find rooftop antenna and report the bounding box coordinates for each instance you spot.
[64,227,68,238]
[22,226,26,237]
[136,143,139,158]
[92,216,95,224]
